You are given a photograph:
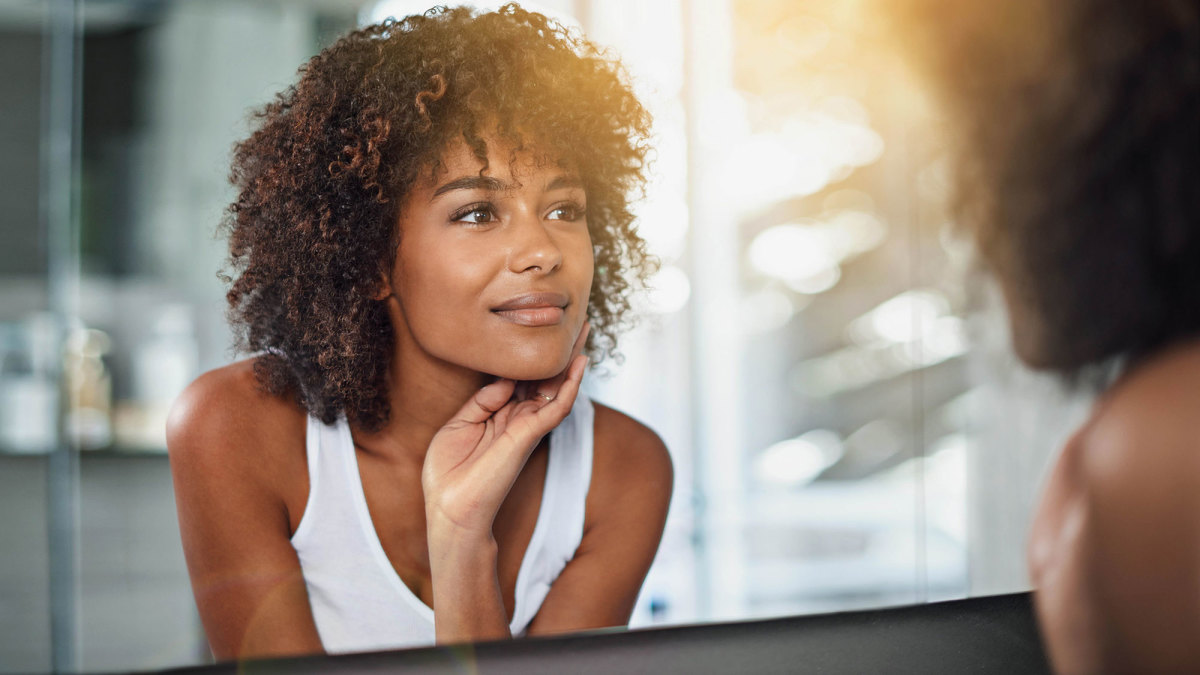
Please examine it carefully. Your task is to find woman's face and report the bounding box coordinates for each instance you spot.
[384,137,593,382]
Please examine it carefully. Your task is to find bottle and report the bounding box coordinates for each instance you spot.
[63,324,113,449]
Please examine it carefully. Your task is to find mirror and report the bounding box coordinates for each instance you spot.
[0,0,1089,671]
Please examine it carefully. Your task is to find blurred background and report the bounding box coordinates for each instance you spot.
[0,0,1093,672]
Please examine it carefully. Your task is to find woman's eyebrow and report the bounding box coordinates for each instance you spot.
[430,175,507,200]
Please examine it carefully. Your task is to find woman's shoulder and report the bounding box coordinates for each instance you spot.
[1081,338,1200,482]
[1064,338,1200,560]
[590,402,672,471]
[1045,340,1200,670]
[167,357,309,480]
[586,402,673,516]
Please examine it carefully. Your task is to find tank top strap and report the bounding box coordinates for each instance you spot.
[290,413,346,544]
[549,394,593,554]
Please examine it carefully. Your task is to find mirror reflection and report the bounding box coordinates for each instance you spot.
[0,0,1088,672]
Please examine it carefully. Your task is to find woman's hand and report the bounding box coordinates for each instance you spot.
[422,324,590,543]
[422,324,590,642]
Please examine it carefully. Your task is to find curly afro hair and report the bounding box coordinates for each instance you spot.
[900,0,1200,378]
[223,4,654,431]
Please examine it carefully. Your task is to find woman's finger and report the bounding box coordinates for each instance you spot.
[533,323,591,404]
[513,355,587,439]
[447,378,515,426]
[533,354,587,419]
[471,355,587,483]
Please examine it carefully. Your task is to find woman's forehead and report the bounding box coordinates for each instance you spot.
[421,135,579,187]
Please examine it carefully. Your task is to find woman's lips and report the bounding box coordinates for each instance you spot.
[491,292,568,327]
[492,306,565,327]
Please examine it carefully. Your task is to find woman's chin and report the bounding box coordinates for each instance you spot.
[487,352,572,382]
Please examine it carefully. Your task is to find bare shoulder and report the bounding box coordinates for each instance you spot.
[1033,339,1200,583]
[167,358,322,658]
[1058,340,1200,670]
[166,357,308,490]
[1080,340,1200,493]
[590,402,674,488]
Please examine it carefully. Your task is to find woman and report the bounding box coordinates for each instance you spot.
[900,0,1200,671]
[167,5,672,659]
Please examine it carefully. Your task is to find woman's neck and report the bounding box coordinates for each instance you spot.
[352,344,493,463]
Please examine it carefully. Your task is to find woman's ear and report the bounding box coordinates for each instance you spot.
[371,274,393,301]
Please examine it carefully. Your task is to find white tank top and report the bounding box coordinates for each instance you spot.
[290,394,595,653]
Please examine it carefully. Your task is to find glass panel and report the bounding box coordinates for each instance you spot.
[1,1,74,673]
[50,1,363,670]
[696,0,968,619]
[0,0,1079,671]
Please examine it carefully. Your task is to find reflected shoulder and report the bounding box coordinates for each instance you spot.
[1082,339,1200,492]
[1064,340,1200,671]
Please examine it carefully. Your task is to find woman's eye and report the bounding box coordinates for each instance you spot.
[452,206,495,224]
[547,203,586,222]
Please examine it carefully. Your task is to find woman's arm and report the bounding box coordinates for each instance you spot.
[525,403,673,634]
[421,328,591,644]
[167,364,324,660]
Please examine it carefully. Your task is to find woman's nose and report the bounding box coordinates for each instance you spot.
[508,211,563,274]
